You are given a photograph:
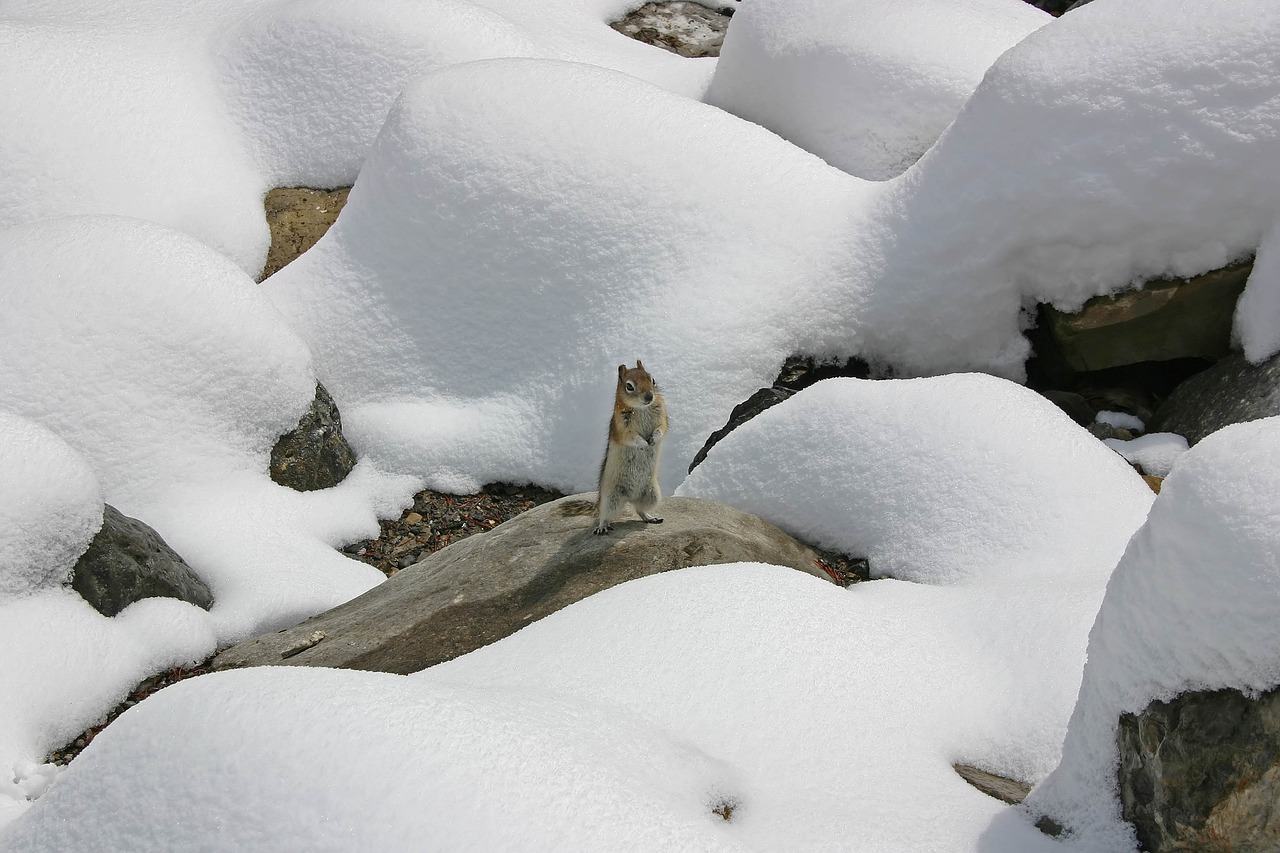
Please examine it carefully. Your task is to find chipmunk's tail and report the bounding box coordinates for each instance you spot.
[555,497,598,517]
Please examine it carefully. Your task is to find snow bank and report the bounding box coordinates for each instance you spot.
[0,414,102,600]
[3,566,1075,852]
[679,375,1155,585]
[264,57,873,494]
[705,0,1047,180]
[0,216,316,507]
[857,0,1280,378]
[216,0,544,189]
[0,216,419,824]
[1029,417,1280,847]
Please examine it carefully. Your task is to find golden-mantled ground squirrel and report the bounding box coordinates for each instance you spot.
[594,360,667,535]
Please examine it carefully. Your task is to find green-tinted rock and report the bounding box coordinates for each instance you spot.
[1041,260,1252,372]
[1118,685,1280,852]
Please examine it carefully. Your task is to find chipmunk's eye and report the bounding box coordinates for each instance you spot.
[625,381,635,393]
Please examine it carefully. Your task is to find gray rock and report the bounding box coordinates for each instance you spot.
[212,494,835,675]
[609,1,734,58]
[1038,389,1096,426]
[1118,685,1280,852]
[70,505,213,617]
[953,764,1031,805]
[1150,351,1280,445]
[269,383,356,491]
[1040,260,1252,372]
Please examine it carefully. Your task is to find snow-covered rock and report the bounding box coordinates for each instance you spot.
[706,0,1048,179]
[1029,417,1280,848]
[0,413,102,601]
[679,374,1155,585]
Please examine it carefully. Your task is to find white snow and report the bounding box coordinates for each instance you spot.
[1,0,1278,849]
[1028,417,1280,848]
[1096,410,1144,433]
[705,0,1049,180]
[1103,432,1189,478]
[1235,219,1280,363]
[0,414,102,601]
[678,375,1155,585]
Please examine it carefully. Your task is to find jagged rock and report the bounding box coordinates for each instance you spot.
[70,505,212,617]
[269,384,356,491]
[1118,685,1280,852]
[690,386,794,472]
[212,494,835,675]
[259,186,349,281]
[609,1,734,58]
[1149,351,1280,445]
[1039,260,1252,372]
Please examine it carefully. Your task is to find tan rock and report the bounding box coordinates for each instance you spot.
[213,494,835,675]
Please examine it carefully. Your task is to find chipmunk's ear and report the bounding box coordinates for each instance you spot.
[617,364,627,380]
[636,359,645,371]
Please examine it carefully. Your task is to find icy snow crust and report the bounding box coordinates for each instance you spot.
[705,0,1050,180]
[2,0,1279,849]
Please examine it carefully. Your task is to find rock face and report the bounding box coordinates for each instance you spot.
[1118,685,1280,852]
[70,505,213,617]
[259,186,349,281]
[1040,260,1252,373]
[1149,351,1280,445]
[269,384,356,491]
[609,1,733,58]
[213,494,835,675]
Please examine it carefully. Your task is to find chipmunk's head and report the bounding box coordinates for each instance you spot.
[617,360,658,407]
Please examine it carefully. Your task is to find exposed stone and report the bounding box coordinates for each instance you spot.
[270,383,356,491]
[212,494,836,675]
[259,186,349,281]
[1118,685,1280,852]
[691,355,869,472]
[1038,389,1096,426]
[1149,351,1280,445]
[1039,260,1253,373]
[953,764,1032,805]
[609,1,734,58]
[70,505,213,617]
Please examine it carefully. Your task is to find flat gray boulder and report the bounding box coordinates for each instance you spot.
[213,494,835,675]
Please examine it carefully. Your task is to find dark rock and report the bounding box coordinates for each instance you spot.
[691,355,869,472]
[1118,685,1280,852]
[609,1,734,58]
[212,494,836,675]
[1040,260,1252,373]
[259,186,349,281]
[1149,351,1280,445]
[1022,0,1074,14]
[690,386,793,472]
[270,384,356,491]
[1038,389,1096,426]
[70,505,213,617]
[953,764,1032,805]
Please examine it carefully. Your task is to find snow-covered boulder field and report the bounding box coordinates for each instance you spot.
[2,0,1280,849]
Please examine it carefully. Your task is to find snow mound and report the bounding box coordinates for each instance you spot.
[217,0,543,188]
[678,374,1155,584]
[5,565,1083,851]
[828,0,1280,381]
[1029,416,1280,847]
[0,216,316,511]
[264,57,872,493]
[0,413,102,600]
[1103,432,1188,478]
[705,0,1047,180]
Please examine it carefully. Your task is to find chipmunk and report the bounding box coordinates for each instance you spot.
[594,360,667,535]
